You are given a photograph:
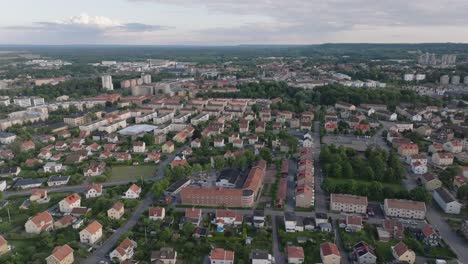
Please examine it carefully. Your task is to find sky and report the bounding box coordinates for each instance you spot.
[2,0,468,45]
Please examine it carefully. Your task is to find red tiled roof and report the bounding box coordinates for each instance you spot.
[210,248,234,261]
[320,242,340,257]
[392,242,409,257]
[287,246,304,259]
[63,193,81,205]
[84,220,102,235]
[51,244,73,261]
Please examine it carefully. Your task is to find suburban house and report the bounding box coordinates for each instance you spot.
[420,224,440,247]
[110,238,137,263]
[162,141,175,153]
[59,193,81,213]
[123,184,141,199]
[330,193,368,214]
[397,143,419,157]
[432,152,454,167]
[432,187,462,214]
[53,215,76,229]
[79,220,103,245]
[145,152,161,163]
[215,209,243,227]
[250,250,274,264]
[391,242,415,264]
[85,184,103,199]
[47,175,70,187]
[384,199,426,219]
[133,141,146,153]
[84,162,106,177]
[377,219,404,241]
[411,161,427,174]
[320,242,341,264]
[287,246,305,264]
[30,189,50,203]
[149,207,166,220]
[150,247,178,263]
[107,202,125,220]
[183,208,202,227]
[295,184,314,208]
[352,241,377,264]
[443,140,463,153]
[420,173,442,191]
[345,215,363,232]
[45,244,74,264]
[43,162,63,173]
[210,248,235,264]
[25,211,53,234]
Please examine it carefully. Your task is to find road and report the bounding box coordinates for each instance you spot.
[271,216,285,264]
[83,145,186,263]
[333,220,350,264]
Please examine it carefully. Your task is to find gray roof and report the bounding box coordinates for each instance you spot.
[434,187,457,204]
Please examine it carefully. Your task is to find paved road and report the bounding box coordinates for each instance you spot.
[333,220,350,264]
[83,145,186,263]
[271,216,285,264]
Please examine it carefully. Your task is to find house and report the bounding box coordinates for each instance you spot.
[149,207,165,220]
[79,220,103,244]
[59,193,81,213]
[239,120,249,133]
[43,162,63,173]
[115,152,131,162]
[0,131,16,144]
[30,189,50,203]
[461,220,468,239]
[151,247,178,263]
[25,211,53,234]
[171,156,188,168]
[215,209,243,227]
[346,215,363,232]
[45,244,74,264]
[250,250,274,264]
[443,140,463,153]
[214,138,225,148]
[107,202,125,220]
[210,248,234,264]
[378,219,404,241]
[0,235,10,256]
[13,178,44,189]
[287,246,304,264]
[295,184,314,208]
[320,242,341,264]
[173,131,187,144]
[183,208,202,227]
[384,199,426,219]
[391,242,415,264]
[21,140,35,152]
[432,187,462,214]
[411,161,427,174]
[84,162,106,177]
[191,138,201,148]
[145,152,161,163]
[110,238,137,263]
[39,149,52,160]
[429,143,444,153]
[253,210,265,228]
[421,173,442,191]
[432,152,454,167]
[330,193,368,214]
[123,184,141,199]
[162,141,175,153]
[420,224,440,246]
[397,143,419,157]
[54,215,76,229]
[284,212,298,232]
[302,138,313,148]
[85,184,103,199]
[352,241,377,264]
[47,175,70,187]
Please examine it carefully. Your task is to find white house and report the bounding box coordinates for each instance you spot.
[284,212,297,232]
[411,161,428,175]
[85,184,103,199]
[79,221,103,245]
[432,188,462,214]
[123,184,141,199]
[302,138,313,148]
[214,138,225,148]
[59,193,81,213]
[149,207,165,220]
[43,162,63,173]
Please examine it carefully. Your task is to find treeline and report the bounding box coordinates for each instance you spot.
[320,145,405,183]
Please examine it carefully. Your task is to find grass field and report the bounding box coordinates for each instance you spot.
[109,165,157,182]
[326,177,405,192]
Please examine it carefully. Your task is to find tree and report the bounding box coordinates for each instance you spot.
[142,134,155,146]
[457,184,468,201]
[410,187,431,202]
[213,156,226,169]
[342,161,353,179]
[259,148,272,163]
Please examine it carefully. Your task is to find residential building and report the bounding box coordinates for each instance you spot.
[421,173,442,191]
[162,141,175,153]
[432,152,454,166]
[25,211,53,234]
[45,244,74,264]
[295,184,314,208]
[79,220,103,244]
[432,188,462,214]
[110,238,137,263]
[384,199,426,219]
[330,193,368,214]
[320,242,341,264]
[210,248,234,264]
[420,224,440,247]
[391,242,415,264]
[107,202,124,220]
[149,207,165,220]
[397,143,419,157]
[287,246,304,264]
[151,248,178,264]
[59,193,81,213]
[47,175,70,187]
[352,241,377,264]
[123,184,141,199]
[84,162,106,177]
[85,184,103,199]
[250,250,274,264]
[443,140,463,153]
[346,215,363,232]
[0,235,10,256]
[30,189,50,203]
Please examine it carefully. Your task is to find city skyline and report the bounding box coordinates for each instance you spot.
[2,0,468,45]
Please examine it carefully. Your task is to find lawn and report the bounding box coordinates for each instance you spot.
[109,165,157,182]
[278,229,335,263]
[326,177,406,193]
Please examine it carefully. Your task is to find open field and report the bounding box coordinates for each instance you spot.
[109,165,157,182]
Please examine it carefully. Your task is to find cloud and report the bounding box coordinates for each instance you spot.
[1,13,168,44]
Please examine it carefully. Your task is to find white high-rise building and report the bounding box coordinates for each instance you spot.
[403,74,414,81]
[415,74,426,81]
[101,75,114,90]
[141,74,152,84]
